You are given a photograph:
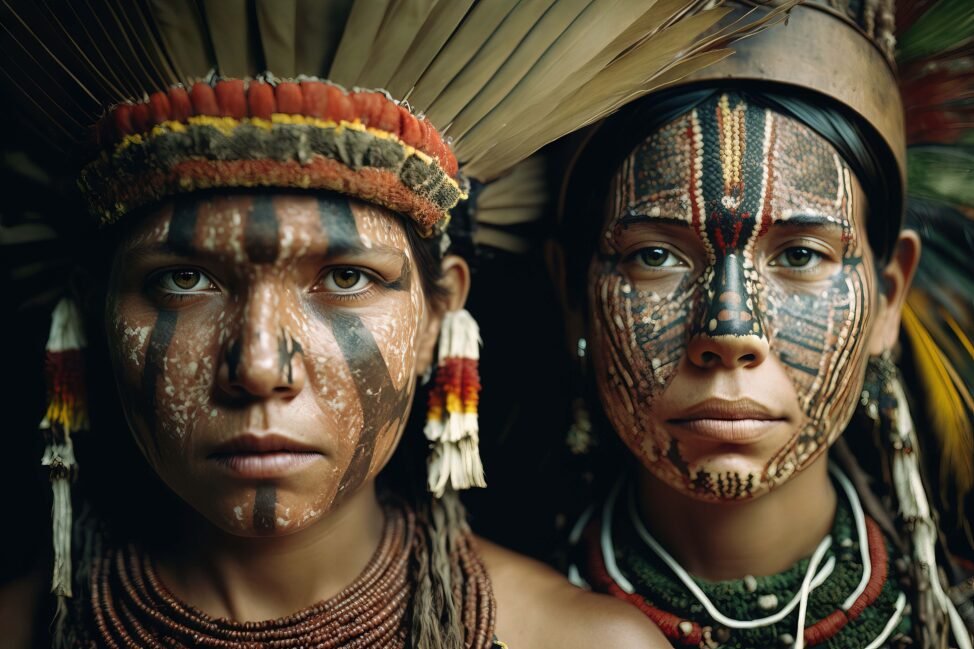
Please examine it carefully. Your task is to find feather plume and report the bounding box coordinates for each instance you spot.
[897,0,974,552]
[898,0,974,63]
[902,302,974,500]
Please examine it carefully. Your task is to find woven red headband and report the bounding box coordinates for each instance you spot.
[81,78,465,236]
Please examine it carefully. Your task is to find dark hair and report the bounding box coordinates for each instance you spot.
[556,84,904,303]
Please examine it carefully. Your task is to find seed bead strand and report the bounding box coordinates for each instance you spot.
[87,499,495,648]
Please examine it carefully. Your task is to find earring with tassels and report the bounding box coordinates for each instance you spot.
[424,309,485,498]
[39,296,89,620]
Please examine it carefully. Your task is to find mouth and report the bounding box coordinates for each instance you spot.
[667,398,787,443]
[208,433,324,479]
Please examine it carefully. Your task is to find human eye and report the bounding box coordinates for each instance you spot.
[316,267,374,294]
[151,268,218,294]
[768,246,826,271]
[625,246,687,270]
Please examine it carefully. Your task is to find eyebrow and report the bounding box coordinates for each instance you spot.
[770,214,845,231]
[124,238,408,264]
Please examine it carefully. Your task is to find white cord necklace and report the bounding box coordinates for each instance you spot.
[600,464,878,637]
[622,480,836,629]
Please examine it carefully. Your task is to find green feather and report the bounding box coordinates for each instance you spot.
[898,0,974,62]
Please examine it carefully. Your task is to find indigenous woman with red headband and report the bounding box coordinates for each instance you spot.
[0,1,784,647]
[553,2,974,648]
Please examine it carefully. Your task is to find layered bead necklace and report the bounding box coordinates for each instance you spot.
[87,499,497,648]
[572,465,911,649]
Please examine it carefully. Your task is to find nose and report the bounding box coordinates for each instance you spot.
[217,290,306,399]
[688,253,769,370]
[687,331,769,369]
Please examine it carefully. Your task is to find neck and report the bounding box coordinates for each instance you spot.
[636,454,836,581]
[157,482,385,621]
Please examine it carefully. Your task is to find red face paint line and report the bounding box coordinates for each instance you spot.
[588,93,878,501]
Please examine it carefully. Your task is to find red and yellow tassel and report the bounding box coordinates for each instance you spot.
[425,309,485,497]
[39,297,88,612]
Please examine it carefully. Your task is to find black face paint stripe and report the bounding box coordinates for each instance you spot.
[317,194,410,497]
[141,310,178,455]
[779,356,819,375]
[244,195,280,264]
[138,200,199,453]
[325,310,410,497]
[776,334,825,354]
[168,197,199,255]
[225,338,242,383]
[277,328,303,384]
[253,484,276,532]
[318,195,362,256]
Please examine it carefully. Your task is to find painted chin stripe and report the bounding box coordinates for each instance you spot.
[253,484,276,532]
[244,194,280,264]
[326,310,410,499]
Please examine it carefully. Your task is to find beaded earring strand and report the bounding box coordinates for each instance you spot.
[39,297,89,626]
[424,309,485,497]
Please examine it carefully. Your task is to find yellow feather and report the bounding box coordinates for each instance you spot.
[902,301,974,510]
[945,311,974,359]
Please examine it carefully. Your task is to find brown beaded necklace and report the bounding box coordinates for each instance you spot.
[87,500,496,648]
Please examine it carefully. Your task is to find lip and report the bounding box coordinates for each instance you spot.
[208,432,323,479]
[667,398,786,443]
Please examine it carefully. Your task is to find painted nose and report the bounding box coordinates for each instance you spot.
[218,295,306,399]
[688,254,769,369]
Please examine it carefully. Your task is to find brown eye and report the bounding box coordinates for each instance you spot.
[155,268,215,293]
[321,267,371,293]
[172,270,201,289]
[334,269,361,289]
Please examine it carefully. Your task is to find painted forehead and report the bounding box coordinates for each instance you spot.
[613,93,852,226]
[119,192,412,256]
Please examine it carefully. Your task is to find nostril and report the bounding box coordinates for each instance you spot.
[739,353,756,363]
[701,351,720,366]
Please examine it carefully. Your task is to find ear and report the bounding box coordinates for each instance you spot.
[415,254,471,376]
[545,239,586,358]
[867,230,921,355]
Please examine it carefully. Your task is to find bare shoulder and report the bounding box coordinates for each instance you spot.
[476,536,670,649]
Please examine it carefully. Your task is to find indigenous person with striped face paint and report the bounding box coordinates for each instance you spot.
[0,1,785,647]
[553,2,974,648]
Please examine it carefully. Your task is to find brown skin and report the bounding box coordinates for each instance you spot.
[480,539,671,647]
[85,191,668,646]
[553,96,920,580]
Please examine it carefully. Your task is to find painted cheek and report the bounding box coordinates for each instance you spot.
[304,320,366,448]
[761,250,873,481]
[589,257,695,465]
[150,312,223,447]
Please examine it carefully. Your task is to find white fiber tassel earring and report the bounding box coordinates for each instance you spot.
[424,309,486,497]
[39,297,89,624]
